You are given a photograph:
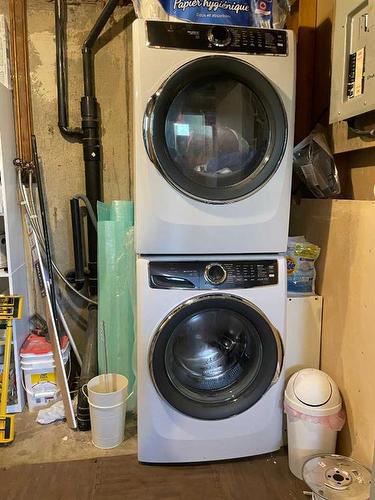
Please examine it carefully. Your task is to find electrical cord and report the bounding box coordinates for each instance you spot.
[347,118,375,138]
[18,170,98,306]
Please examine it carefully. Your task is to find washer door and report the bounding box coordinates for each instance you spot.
[150,294,283,420]
[144,56,287,204]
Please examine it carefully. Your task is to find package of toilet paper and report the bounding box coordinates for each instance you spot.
[133,0,278,27]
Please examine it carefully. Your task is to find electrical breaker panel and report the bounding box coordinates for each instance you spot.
[330,0,375,123]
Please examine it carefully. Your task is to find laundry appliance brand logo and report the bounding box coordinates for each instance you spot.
[172,0,250,14]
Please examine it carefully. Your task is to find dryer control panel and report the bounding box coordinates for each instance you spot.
[149,260,278,289]
[147,21,288,56]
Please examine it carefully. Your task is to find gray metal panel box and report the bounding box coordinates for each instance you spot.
[330,0,375,123]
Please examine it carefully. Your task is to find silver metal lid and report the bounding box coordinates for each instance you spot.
[302,455,371,499]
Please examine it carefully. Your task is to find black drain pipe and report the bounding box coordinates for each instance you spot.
[80,0,123,294]
[55,0,84,142]
[55,0,122,295]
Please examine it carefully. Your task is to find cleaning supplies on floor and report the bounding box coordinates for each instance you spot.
[284,369,345,480]
[133,0,294,28]
[302,454,371,499]
[287,237,320,295]
[20,333,70,411]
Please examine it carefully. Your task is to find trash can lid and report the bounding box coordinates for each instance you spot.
[294,369,332,406]
[302,454,371,499]
[285,369,342,416]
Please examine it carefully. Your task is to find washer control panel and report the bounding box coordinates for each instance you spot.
[149,260,278,289]
[147,21,288,56]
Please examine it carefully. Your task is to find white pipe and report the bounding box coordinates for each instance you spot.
[56,302,82,367]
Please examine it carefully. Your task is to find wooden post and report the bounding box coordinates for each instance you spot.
[286,0,318,144]
[8,0,33,163]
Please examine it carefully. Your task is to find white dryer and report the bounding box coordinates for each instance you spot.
[137,255,286,463]
[133,20,296,255]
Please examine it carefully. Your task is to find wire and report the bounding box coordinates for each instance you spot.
[18,170,98,306]
[347,118,375,137]
[72,194,97,231]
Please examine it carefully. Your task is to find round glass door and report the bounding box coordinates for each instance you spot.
[150,295,283,420]
[144,56,287,203]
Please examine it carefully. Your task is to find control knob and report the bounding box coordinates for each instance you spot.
[204,263,227,285]
[208,26,232,47]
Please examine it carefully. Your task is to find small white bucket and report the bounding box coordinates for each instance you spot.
[86,373,129,449]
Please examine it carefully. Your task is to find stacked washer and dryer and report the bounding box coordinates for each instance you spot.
[133,20,296,463]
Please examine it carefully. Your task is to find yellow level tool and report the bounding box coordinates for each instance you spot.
[0,295,23,445]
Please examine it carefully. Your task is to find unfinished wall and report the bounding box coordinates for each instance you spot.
[0,0,133,349]
[291,199,375,468]
[28,0,133,272]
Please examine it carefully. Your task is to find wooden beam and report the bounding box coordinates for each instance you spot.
[9,0,33,163]
[287,0,318,144]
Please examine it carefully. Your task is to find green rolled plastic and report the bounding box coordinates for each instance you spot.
[97,200,136,412]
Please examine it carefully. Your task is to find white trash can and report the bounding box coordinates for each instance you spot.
[284,368,345,480]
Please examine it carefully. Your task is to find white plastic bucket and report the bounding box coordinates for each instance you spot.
[86,373,129,449]
[21,348,70,411]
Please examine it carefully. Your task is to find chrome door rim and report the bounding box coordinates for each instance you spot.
[149,293,283,420]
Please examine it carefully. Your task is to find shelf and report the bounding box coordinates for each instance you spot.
[0,84,30,412]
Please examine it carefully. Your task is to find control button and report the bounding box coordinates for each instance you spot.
[204,263,227,285]
[208,26,232,47]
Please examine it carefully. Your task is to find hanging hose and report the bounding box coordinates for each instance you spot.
[72,194,97,231]
[21,169,98,306]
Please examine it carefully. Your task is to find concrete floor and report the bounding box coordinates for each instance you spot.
[0,410,137,467]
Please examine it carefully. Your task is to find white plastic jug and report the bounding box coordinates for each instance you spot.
[86,373,129,449]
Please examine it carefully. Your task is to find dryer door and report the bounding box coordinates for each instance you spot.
[144,56,287,204]
[150,294,283,420]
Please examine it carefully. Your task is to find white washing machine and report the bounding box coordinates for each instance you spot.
[137,255,286,463]
[133,20,296,255]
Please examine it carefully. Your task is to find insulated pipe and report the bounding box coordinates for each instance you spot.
[55,0,83,141]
